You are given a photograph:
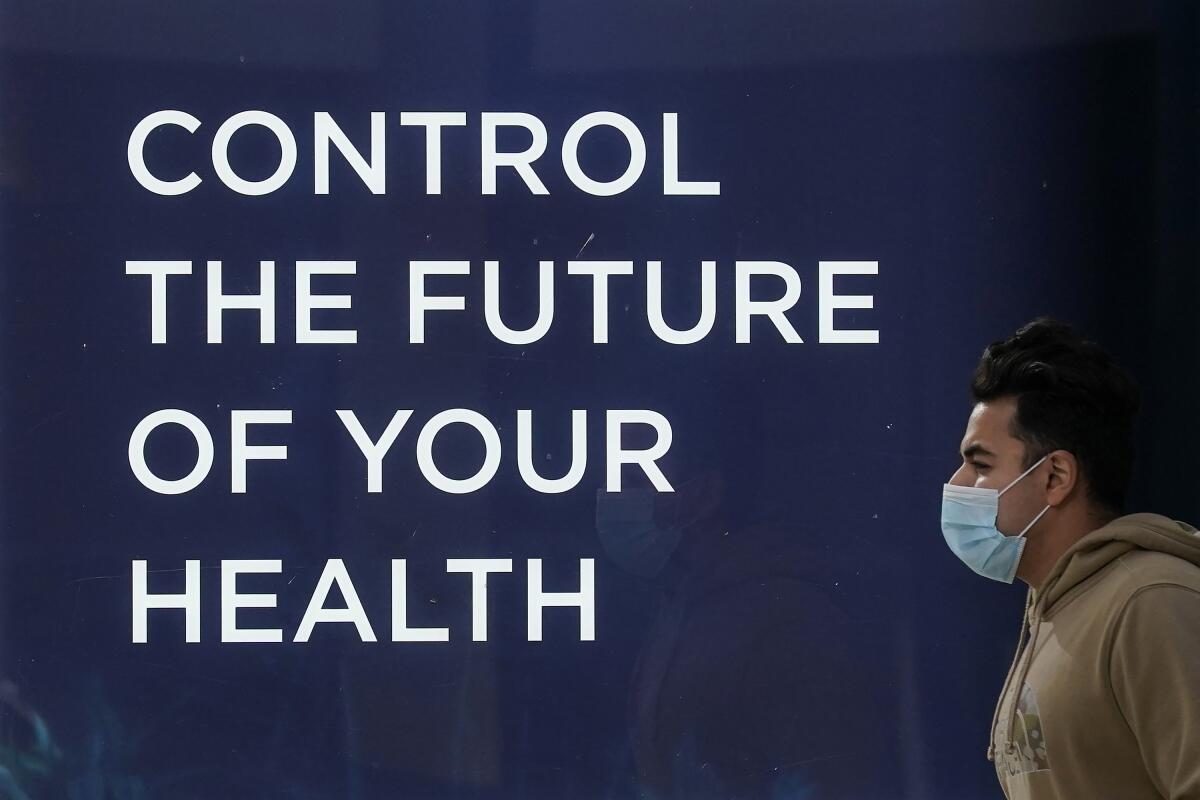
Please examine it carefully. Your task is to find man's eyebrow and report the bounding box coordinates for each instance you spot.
[961,443,996,459]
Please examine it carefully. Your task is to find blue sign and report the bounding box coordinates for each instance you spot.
[1,3,1195,798]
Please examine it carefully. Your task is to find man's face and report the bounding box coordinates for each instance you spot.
[948,396,1048,536]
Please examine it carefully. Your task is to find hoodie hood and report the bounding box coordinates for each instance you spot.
[1033,512,1200,615]
[987,512,1200,763]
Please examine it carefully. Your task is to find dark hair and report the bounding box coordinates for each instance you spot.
[970,316,1140,515]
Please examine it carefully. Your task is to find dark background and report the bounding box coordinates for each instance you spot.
[0,1,1196,798]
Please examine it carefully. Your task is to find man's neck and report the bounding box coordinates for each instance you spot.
[1018,508,1120,590]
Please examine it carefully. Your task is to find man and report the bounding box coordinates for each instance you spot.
[941,316,1200,799]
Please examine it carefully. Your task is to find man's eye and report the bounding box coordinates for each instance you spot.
[974,463,989,470]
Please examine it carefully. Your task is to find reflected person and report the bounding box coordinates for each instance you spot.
[596,441,884,799]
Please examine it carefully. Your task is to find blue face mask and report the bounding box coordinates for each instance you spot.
[940,454,1051,583]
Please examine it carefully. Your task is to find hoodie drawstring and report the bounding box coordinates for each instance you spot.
[1006,599,1043,750]
[986,587,1035,762]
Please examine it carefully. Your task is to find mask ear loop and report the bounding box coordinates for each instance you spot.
[998,453,1051,540]
[998,453,1050,497]
[1015,504,1051,539]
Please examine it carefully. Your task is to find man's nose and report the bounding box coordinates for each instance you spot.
[947,463,969,486]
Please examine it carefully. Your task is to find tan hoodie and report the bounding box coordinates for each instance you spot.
[988,512,1200,799]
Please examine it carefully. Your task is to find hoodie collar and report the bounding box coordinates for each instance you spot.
[1034,512,1200,617]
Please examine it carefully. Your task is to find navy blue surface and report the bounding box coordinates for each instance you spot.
[1,2,1195,798]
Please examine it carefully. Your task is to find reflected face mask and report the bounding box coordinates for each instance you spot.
[594,479,700,579]
[940,454,1051,583]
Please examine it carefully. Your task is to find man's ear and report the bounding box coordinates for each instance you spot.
[1045,450,1078,506]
